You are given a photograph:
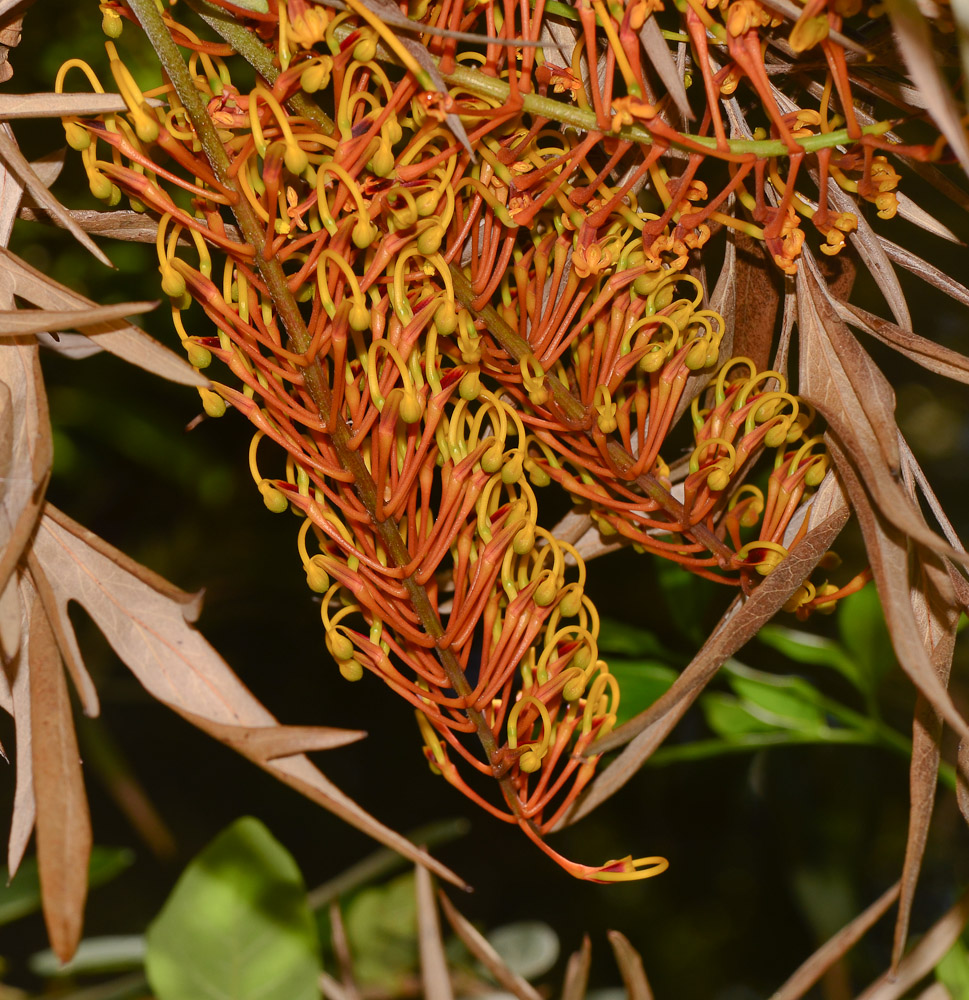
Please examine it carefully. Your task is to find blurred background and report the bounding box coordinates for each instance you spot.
[2,6,969,998]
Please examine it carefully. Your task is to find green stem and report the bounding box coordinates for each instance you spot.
[442,63,893,159]
[129,0,525,819]
[311,15,891,160]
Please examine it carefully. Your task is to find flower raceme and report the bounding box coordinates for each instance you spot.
[58,0,917,877]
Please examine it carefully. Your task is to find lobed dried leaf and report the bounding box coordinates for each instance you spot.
[28,504,465,888]
[27,587,92,963]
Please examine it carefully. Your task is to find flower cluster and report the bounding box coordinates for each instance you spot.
[58,0,915,877]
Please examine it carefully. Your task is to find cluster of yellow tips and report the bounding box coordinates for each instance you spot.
[56,0,911,878]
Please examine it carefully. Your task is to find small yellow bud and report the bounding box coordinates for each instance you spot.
[481,443,503,474]
[352,218,377,248]
[285,143,308,176]
[64,121,91,151]
[200,389,226,418]
[185,341,212,369]
[563,677,585,702]
[513,522,535,555]
[102,9,123,37]
[370,141,394,177]
[534,575,559,606]
[459,370,481,400]
[434,300,457,335]
[399,389,423,424]
[305,555,330,593]
[707,467,730,491]
[348,302,371,332]
[501,453,524,485]
[160,267,186,299]
[327,630,355,661]
[417,225,445,256]
[339,658,364,681]
[259,481,289,513]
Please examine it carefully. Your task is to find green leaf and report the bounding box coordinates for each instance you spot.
[0,847,134,927]
[655,556,713,643]
[607,660,678,725]
[701,692,780,738]
[597,618,678,660]
[757,624,864,691]
[937,938,969,999]
[344,873,418,990]
[486,922,560,981]
[837,586,896,692]
[227,0,269,11]
[723,662,826,732]
[145,816,321,1000]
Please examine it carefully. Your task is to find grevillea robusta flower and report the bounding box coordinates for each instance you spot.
[56,0,926,878]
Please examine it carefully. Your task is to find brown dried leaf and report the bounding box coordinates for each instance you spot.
[856,888,969,1000]
[28,588,92,963]
[4,571,36,877]
[0,92,157,119]
[438,893,543,1000]
[45,503,203,623]
[825,182,911,328]
[561,936,592,1000]
[826,436,969,743]
[416,865,453,1000]
[639,16,692,120]
[893,549,959,966]
[884,0,969,175]
[732,232,783,371]
[0,283,53,598]
[796,256,965,563]
[30,505,465,889]
[608,931,653,1000]
[0,128,24,243]
[768,882,900,1000]
[557,485,849,826]
[166,714,366,760]
[18,206,244,245]
[0,127,111,267]
[0,248,207,387]
[0,0,28,19]
[837,301,969,384]
[894,191,962,244]
[880,238,969,309]
[0,301,157,337]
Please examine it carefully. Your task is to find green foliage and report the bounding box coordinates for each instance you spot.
[145,817,321,1000]
[937,938,969,999]
[343,872,418,990]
